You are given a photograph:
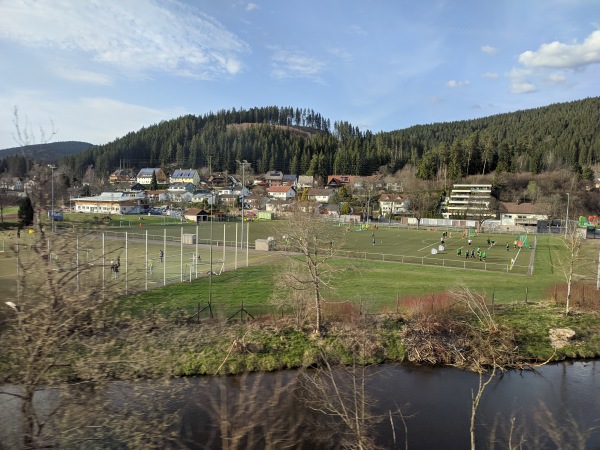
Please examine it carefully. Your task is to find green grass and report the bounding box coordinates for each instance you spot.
[496,304,600,360]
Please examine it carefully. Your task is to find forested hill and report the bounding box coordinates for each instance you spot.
[1,141,94,163]
[63,98,600,180]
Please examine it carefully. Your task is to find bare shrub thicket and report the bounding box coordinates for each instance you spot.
[401,286,518,371]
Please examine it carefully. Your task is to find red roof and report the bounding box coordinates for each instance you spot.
[267,186,294,193]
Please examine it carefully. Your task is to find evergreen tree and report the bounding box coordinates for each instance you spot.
[150,170,158,190]
[18,195,34,227]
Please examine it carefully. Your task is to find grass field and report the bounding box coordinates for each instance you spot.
[2,218,599,320]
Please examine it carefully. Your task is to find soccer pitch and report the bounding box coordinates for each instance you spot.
[1,221,595,307]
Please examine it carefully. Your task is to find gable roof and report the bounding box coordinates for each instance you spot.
[379,193,405,202]
[267,185,295,193]
[264,171,284,180]
[308,188,334,196]
[137,168,162,176]
[171,169,199,178]
[500,202,540,214]
[327,175,355,185]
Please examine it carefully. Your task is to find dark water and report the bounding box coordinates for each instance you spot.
[2,361,599,449]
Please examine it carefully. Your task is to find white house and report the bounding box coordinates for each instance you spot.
[499,202,547,227]
[170,169,200,186]
[307,188,334,204]
[267,185,296,200]
[136,168,167,185]
[167,183,195,194]
[379,194,408,215]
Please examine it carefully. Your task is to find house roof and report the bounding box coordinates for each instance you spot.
[267,186,294,193]
[500,202,540,214]
[298,175,315,185]
[379,194,405,202]
[264,171,284,180]
[184,208,210,216]
[327,175,355,185]
[171,169,198,178]
[137,168,163,176]
[308,188,334,196]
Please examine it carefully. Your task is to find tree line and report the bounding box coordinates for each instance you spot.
[51,97,600,183]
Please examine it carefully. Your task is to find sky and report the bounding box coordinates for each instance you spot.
[0,0,599,150]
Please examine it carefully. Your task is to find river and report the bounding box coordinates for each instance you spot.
[1,361,599,449]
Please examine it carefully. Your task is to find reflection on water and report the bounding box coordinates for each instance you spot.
[1,361,599,449]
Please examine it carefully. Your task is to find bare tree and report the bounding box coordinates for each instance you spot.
[273,206,343,334]
[407,191,440,229]
[0,231,180,448]
[554,227,585,315]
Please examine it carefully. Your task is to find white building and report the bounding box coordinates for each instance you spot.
[72,192,144,215]
[378,194,408,215]
[444,184,493,219]
[266,185,296,200]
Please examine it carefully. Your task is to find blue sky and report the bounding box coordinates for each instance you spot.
[1,0,599,150]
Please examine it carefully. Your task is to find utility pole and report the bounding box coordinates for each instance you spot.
[236,160,250,249]
[565,192,570,238]
[48,164,57,232]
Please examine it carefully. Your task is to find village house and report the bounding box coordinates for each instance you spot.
[307,188,334,204]
[145,189,168,203]
[297,175,318,189]
[267,185,296,200]
[326,175,355,189]
[136,168,168,185]
[379,193,409,215]
[207,173,228,187]
[499,202,547,227]
[109,169,136,184]
[170,169,200,186]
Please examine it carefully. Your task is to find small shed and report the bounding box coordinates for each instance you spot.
[259,211,274,220]
[255,238,275,251]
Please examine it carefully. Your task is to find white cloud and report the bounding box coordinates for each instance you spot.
[508,68,537,94]
[482,72,498,79]
[0,92,186,148]
[447,80,470,88]
[326,46,354,63]
[518,29,600,69]
[52,67,113,86]
[481,45,497,55]
[246,2,259,11]
[0,0,250,79]
[547,73,567,83]
[270,49,326,82]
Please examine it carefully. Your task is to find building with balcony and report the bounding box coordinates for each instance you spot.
[444,184,493,219]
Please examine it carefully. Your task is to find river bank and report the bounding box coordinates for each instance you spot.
[2,302,599,382]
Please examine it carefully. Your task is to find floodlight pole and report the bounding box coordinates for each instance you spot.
[48,164,57,232]
[236,160,249,249]
[564,192,570,238]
